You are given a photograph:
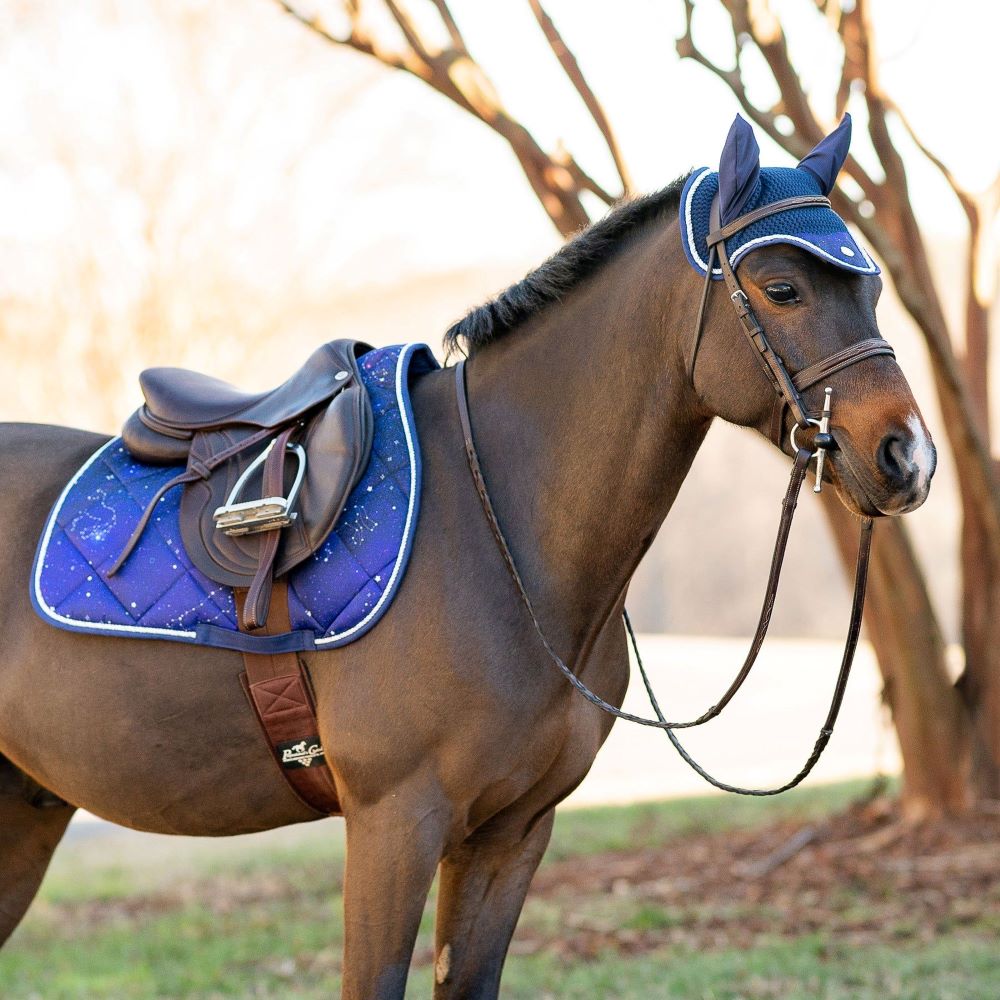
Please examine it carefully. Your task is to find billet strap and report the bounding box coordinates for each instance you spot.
[237,582,341,815]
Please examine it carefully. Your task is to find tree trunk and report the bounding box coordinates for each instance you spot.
[821,498,974,818]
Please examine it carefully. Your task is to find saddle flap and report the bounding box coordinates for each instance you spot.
[180,373,373,588]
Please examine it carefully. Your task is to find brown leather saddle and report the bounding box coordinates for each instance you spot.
[115,339,375,631]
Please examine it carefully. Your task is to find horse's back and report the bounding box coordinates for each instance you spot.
[0,422,109,512]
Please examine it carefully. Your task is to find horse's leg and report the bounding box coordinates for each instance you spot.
[432,809,555,1000]
[0,757,76,946]
[340,788,451,1000]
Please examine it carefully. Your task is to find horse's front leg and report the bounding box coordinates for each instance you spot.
[432,809,554,1000]
[340,787,451,1000]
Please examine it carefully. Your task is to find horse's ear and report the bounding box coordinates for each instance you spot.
[718,115,761,226]
[797,114,852,194]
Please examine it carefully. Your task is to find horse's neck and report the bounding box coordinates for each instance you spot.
[464,223,710,654]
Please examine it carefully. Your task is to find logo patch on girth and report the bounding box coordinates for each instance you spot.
[278,737,325,769]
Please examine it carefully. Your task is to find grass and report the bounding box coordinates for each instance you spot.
[1,778,996,999]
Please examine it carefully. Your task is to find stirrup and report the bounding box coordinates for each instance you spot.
[213,440,307,537]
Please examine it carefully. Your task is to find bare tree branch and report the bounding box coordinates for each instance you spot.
[383,0,434,64]
[527,0,632,193]
[428,0,466,52]
[272,0,620,235]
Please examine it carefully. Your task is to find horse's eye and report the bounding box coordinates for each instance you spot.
[765,282,800,304]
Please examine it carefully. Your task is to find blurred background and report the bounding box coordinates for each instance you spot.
[1,1,998,997]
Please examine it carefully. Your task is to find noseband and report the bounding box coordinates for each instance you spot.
[455,195,891,796]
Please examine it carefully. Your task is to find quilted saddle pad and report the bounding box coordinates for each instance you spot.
[32,343,438,653]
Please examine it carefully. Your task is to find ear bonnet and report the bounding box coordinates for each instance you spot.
[681,114,879,278]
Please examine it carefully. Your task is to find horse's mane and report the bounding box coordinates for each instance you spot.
[444,173,691,357]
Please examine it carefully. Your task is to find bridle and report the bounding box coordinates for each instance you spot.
[455,193,894,796]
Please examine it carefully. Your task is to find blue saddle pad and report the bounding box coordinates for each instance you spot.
[32,343,438,653]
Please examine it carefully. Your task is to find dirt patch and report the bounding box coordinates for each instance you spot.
[520,797,1000,958]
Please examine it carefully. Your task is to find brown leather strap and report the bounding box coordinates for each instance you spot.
[243,425,297,630]
[793,337,895,392]
[110,423,278,576]
[706,195,831,244]
[238,582,341,815]
[715,239,812,433]
[768,339,896,447]
[454,359,875,795]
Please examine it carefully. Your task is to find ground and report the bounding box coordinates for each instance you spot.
[1,780,997,999]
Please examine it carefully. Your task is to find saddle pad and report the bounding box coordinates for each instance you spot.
[31,343,438,653]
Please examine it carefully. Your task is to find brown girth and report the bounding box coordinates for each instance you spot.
[237,583,341,815]
[453,192,884,796]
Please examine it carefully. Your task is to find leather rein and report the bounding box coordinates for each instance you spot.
[455,194,891,795]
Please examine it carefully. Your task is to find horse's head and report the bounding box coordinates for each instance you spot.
[683,116,935,516]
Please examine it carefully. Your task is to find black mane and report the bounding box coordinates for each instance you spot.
[444,173,691,357]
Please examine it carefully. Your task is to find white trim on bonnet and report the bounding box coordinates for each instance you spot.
[682,166,879,276]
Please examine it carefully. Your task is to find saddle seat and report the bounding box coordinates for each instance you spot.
[137,345,361,437]
[118,339,375,630]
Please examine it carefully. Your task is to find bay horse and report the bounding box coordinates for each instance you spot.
[0,127,934,995]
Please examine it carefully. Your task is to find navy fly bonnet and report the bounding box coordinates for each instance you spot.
[681,114,879,279]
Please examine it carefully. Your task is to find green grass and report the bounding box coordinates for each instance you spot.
[2,777,995,1000]
[544,776,885,861]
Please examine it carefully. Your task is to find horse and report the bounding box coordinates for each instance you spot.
[0,118,934,997]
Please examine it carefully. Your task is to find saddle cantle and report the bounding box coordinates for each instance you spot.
[116,339,375,630]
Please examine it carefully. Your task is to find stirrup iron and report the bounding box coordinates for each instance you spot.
[213,440,306,537]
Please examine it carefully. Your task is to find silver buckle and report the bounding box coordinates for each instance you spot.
[789,387,833,494]
[213,440,307,537]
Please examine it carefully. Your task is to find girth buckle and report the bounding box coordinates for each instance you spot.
[213,439,307,536]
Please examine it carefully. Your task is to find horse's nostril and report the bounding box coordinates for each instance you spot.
[877,433,913,485]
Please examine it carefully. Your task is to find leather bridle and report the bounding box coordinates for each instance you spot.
[690,194,896,450]
[455,194,893,795]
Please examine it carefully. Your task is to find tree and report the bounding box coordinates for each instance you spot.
[273,0,999,817]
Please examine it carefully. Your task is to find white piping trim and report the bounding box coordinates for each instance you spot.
[729,232,879,273]
[315,343,419,645]
[683,166,878,276]
[33,438,199,639]
[683,168,721,276]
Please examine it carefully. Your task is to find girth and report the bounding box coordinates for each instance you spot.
[454,192,890,796]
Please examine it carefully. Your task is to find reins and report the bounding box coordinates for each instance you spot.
[454,193,885,795]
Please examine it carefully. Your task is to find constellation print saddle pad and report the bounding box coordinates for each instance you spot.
[31,343,438,653]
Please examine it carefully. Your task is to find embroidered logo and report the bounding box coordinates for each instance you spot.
[277,737,325,769]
